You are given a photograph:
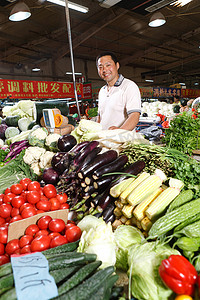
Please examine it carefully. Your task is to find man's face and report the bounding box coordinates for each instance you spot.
[97,55,119,85]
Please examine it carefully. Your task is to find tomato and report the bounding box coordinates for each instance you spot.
[20,245,31,254]
[56,193,68,204]
[26,191,40,204]
[0,203,12,219]
[0,255,9,266]
[49,198,61,211]
[36,210,45,214]
[36,200,51,212]
[0,227,8,244]
[65,226,82,243]
[43,184,57,199]
[48,219,65,233]
[48,232,61,239]
[0,242,5,255]
[175,296,193,300]
[21,206,37,219]
[0,217,5,226]
[19,203,34,214]
[11,195,25,208]
[19,235,33,248]
[3,193,15,204]
[50,235,68,248]
[28,181,41,192]
[10,184,23,195]
[65,223,76,231]
[10,215,23,223]
[60,203,70,210]
[30,235,51,252]
[40,195,48,201]
[5,239,20,255]
[25,224,39,237]
[21,191,28,201]
[37,216,52,230]
[4,188,11,195]
[20,178,32,191]
[11,207,20,218]
[35,230,49,237]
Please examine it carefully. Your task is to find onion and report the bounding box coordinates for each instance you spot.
[42,167,59,185]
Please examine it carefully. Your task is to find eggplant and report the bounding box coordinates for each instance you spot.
[51,152,70,173]
[68,141,90,156]
[78,150,118,179]
[93,176,113,190]
[72,141,99,169]
[57,134,77,152]
[42,167,60,185]
[76,146,102,173]
[104,214,115,224]
[92,154,128,180]
[90,189,109,208]
[102,202,115,222]
[109,160,146,188]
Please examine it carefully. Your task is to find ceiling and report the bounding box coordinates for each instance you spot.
[1,0,200,88]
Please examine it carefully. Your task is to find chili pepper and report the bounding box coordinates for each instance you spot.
[159,255,198,296]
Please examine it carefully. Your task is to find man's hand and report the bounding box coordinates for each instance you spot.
[108,126,120,130]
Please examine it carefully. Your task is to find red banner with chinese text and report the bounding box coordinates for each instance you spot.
[0,79,83,99]
[181,89,200,98]
[83,83,92,99]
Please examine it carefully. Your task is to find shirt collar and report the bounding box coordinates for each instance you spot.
[103,74,124,89]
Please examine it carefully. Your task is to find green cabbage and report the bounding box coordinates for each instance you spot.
[5,127,20,139]
[18,117,31,131]
[114,225,145,271]
[127,241,180,300]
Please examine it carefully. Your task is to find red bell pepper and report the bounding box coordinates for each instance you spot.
[159,254,198,296]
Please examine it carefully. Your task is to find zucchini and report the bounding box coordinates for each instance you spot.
[5,115,20,127]
[167,189,194,213]
[148,197,200,239]
[57,261,102,295]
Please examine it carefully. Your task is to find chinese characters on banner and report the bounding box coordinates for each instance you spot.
[181,88,200,98]
[0,79,83,99]
[153,87,181,98]
[83,83,92,99]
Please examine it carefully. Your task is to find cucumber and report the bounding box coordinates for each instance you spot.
[0,274,13,296]
[58,261,102,295]
[5,115,20,127]
[50,266,80,285]
[0,264,12,279]
[89,274,119,300]
[174,213,200,233]
[42,240,79,255]
[0,287,16,300]
[54,266,115,300]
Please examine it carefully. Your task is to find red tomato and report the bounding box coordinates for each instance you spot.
[20,245,31,254]
[0,255,9,265]
[60,203,70,210]
[10,215,23,223]
[28,181,41,192]
[3,193,15,204]
[0,203,12,219]
[26,191,40,204]
[56,193,68,204]
[30,235,51,252]
[43,184,57,199]
[0,195,4,204]
[36,200,51,212]
[37,216,52,230]
[35,230,49,237]
[50,235,68,248]
[19,203,34,214]
[21,207,37,219]
[19,235,33,248]
[11,207,20,218]
[65,223,76,231]
[48,232,61,239]
[0,217,5,226]
[65,226,82,243]
[21,191,28,201]
[49,198,61,211]
[0,227,8,244]
[40,195,48,201]
[20,178,32,191]
[36,210,45,214]
[0,243,5,255]
[5,239,20,255]
[49,219,65,233]
[4,188,11,195]
[10,184,23,195]
[25,224,39,237]
[11,195,25,208]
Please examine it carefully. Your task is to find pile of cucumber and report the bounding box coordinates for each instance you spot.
[0,241,120,300]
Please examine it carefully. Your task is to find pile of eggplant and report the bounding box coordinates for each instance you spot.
[45,135,145,223]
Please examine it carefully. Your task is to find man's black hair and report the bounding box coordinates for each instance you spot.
[96,51,119,66]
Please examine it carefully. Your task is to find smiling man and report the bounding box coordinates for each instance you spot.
[96,51,141,130]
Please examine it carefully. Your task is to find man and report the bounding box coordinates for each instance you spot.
[96,52,141,130]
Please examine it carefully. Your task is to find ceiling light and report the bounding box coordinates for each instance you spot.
[194,82,199,85]
[170,0,192,7]
[46,0,89,13]
[32,67,41,72]
[179,82,185,85]
[9,1,31,22]
[66,72,82,75]
[145,79,154,82]
[149,12,166,27]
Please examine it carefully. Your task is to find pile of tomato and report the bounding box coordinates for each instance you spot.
[0,178,82,265]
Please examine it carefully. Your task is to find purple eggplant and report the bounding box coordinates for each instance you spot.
[68,141,90,156]
[103,202,115,223]
[42,167,60,185]
[72,141,99,169]
[51,152,71,174]
[57,134,77,152]
[93,176,114,191]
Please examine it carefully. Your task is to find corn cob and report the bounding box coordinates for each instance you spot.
[112,219,123,230]
[119,215,128,224]
[127,169,167,207]
[136,220,142,230]
[145,178,184,220]
[114,207,122,218]
[122,204,134,219]
[110,177,135,198]
[120,172,150,202]
[133,188,163,221]
[141,217,152,231]
[114,200,124,209]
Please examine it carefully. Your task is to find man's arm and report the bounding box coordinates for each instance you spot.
[109,112,140,131]
[96,115,100,123]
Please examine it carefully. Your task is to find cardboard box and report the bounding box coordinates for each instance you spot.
[7,209,69,242]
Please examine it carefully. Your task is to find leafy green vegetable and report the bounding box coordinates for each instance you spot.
[18,117,31,131]
[5,127,20,139]
[87,107,98,118]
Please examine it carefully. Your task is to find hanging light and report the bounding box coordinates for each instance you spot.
[9,0,31,22]
[149,12,166,27]
[46,0,89,13]
[32,67,41,72]
[170,0,192,7]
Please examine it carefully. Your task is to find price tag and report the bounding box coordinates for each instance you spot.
[11,252,58,300]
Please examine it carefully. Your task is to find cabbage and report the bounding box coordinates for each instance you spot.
[18,117,31,131]
[5,127,20,139]
[114,225,145,271]
[77,216,116,269]
[2,100,34,121]
[127,241,180,300]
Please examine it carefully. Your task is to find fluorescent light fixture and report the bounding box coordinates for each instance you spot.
[149,12,166,27]
[9,1,31,22]
[170,0,192,7]
[179,82,185,85]
[145,79,154,82]
[66,72,82,75]
[32,67,41,71]
[194,82,199,85]
[46,0,89,13]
